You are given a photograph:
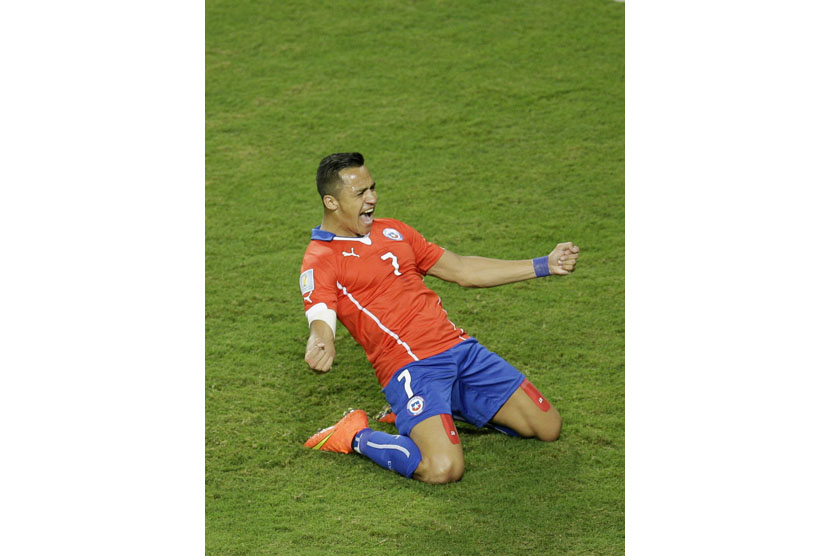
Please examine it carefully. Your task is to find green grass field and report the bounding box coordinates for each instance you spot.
[206,1,624,554]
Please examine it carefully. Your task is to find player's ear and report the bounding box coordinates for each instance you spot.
[323,194,339,211]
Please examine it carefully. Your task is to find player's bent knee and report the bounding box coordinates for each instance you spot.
[536,412,562,442]
[429,459,464,484]
[415,454,465,484]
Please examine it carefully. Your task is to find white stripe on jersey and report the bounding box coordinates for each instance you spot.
[336,281,420,363]
[437,296,465,337]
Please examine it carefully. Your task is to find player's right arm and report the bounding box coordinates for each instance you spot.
[305,319,335,373]
[299,248,339,373]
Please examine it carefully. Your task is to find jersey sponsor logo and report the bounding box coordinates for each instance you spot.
[300,269,314,303]
[383,228,403,241]
[406,395,425,416]
[341,247,360,257]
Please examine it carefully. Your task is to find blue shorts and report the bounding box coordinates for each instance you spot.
[382,338,526,436]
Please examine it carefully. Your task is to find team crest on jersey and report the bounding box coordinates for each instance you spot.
[383,228,403,241]
[299,269,314,294]
[406,396,425,416]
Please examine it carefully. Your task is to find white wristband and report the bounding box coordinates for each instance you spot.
[305,303,337,337]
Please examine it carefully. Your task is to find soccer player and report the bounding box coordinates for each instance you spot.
[300,152,579,484]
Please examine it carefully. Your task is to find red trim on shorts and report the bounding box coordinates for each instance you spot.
[440,414,460,444]
[520,378,551,412]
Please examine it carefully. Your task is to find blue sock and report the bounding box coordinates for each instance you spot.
[352,428,422,478]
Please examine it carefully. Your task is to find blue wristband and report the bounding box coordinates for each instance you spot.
[533,256,550,277]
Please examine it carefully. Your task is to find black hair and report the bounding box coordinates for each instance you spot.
[316,152,365,199]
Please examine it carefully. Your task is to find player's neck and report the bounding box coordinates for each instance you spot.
[320,213,366,238]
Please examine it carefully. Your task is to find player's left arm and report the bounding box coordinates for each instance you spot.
[426,242,580,288]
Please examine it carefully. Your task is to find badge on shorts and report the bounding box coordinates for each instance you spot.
[383,228,403,241]
[406,396,425,416]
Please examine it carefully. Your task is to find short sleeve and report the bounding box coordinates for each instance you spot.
[396,221,445,274]
[299,246,338,315]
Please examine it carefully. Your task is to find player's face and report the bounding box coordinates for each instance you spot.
[332,165,377,236]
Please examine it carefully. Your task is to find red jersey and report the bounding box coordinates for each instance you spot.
[299,218,469,387]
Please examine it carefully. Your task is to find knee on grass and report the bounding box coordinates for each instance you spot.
[535,412,562,442]
[415,454,465,484]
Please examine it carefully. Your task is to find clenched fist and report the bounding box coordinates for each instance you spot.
[548,242,580,275]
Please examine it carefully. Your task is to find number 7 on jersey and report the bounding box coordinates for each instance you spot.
[397,368,414,398]
[381,252,402,276]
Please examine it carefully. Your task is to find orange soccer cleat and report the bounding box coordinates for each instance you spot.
[304,409,369,454]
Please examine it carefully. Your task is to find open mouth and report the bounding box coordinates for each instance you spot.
[360,208,374,227]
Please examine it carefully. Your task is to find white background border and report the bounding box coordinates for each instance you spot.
[1,2,204,554]
[628,1,829,553]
